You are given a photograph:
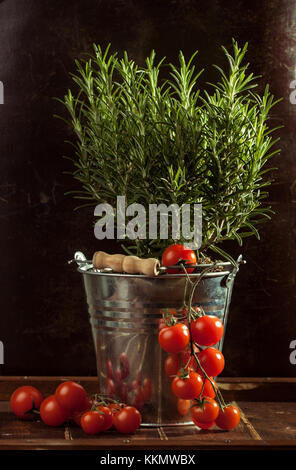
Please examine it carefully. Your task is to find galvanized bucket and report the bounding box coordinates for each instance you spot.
[77,254,243,426]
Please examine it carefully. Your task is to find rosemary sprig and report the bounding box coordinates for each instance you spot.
[58,40,281,261]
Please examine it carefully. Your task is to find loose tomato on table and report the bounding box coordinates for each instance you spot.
[55,381,88,413]
[162,244,197,274]
[197,347,225,377]
[40,395,69,426]
[158,323,190,353]
[113,406,142,434]
[171,371,203,400]
[10,385,44,420]
[191,315,224,347]
[215,405,241,430]
[81,410,106,435]
[72,397,94,426]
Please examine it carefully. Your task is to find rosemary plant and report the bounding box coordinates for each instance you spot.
[59,40,281,262]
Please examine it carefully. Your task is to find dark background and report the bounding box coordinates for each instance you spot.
[0,0,295,377]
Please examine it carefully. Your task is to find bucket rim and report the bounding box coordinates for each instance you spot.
[77,261,233,279]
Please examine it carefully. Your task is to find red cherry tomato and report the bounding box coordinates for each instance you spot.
[171,372,203,400]
[55,381,87,413]
[201,378,216,398]
[179,345,200,371]
[193,420,215,429]
[98,405,113,431]
[108,402,126,416]
[164,354,180,378]
[215,405,241,430]
[162,244,197,274]
[158,323,190,353]
[191,315,224,347]
[197,348,225,377]
[40,395,69,426]
[113,406,142,434]
[177,398,191,416]
[158,317,167,331]
[190,397,219,424]
[10,386,44,420]
[72,397,94,426]
[81,410,105,434]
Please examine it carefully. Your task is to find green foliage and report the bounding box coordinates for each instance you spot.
[58,40,281,260]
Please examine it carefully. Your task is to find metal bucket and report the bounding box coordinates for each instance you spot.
[78,256,243,426]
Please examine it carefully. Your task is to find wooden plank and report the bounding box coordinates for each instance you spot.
[0,377,296,449]
[1,376,296,402]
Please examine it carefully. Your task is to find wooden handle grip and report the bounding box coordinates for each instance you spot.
[92,251,160,276]
[92,252,125,272]
[122,256,160,276]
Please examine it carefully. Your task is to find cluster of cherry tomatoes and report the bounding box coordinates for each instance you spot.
[159,311,240,430]
[10,380,142,435]
[105,352,152,411]
[159,244,241,431]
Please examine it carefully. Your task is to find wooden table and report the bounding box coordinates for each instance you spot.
[0,377,295,452]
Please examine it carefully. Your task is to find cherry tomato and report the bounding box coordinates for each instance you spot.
[197,348,225,377]
[113,406,142,434]
[193,420,215,429]
[201,378,216,398]
[142,378,152,403]
[191,315,224,347]
[158,317,167,331]
[172,372,203,400]
[81,410,105,434]
[55,381,87,413]
[10,386,44,420]
[72,397,94,426]
[158,323,190,353]
[177,398,191,416]
[215,405,241,430]
[179,345,199,371]
[40,395,69,426]
[98,405,113,431]
[162,244,197,274]
[108,402,126,415]
[190,397,219,424]
[164,354,180,378]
